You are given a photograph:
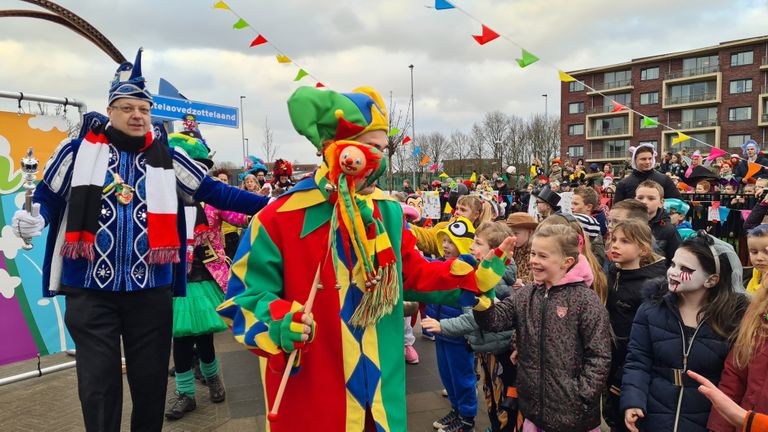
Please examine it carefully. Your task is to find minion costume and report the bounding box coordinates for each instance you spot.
[217,86,507,432]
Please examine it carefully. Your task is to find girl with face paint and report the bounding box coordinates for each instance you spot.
[620,233,749,432]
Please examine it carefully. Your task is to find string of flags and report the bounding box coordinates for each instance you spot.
[212,1,325,88]
[430,0,768,174]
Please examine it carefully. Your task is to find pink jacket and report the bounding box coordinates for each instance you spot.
[197,204,248,292]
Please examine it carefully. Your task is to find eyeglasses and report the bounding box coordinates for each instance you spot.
[110,105,151,115]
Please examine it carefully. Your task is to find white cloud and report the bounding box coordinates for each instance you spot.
[27,115,68,132]
[0,135,9,155]
[0,268,21,299]
[0,225,25,260]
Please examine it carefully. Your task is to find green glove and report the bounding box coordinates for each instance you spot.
[268,311,315,353]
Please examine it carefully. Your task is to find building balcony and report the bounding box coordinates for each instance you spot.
[660,126,721,154]
[665,65,719,80]
[663,91,720,109]
[586,126,631,140]
[761,56,768,70]
[671,119,718,129]
[586,103,632,115]
[586,79,634,95]
[759,92,768,126]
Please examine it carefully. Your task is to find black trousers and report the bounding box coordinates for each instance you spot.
[64,286,173,432]
[173,333,216,374]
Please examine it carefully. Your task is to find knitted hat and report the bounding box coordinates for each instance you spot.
[505,212,538,230]
[436,217,475,256]
[663,198,690,216]
[108,48,152,105]
[628,143,657,170]
[168,131,212,169]
[287,86,388,152]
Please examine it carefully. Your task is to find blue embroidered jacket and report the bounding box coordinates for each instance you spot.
[34,135,268,297]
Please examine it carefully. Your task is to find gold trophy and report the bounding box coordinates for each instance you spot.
[20,147,39,250]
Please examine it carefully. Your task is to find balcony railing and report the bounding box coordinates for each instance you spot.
[591,79,632,92]
[587,103,633,114]
[673,119,718,129]
[763,113,768,122]
[763,56,768,65]
[665,65,719,80]
[664,92,718,106]
[603,148,628,159]
[588,127,629,138]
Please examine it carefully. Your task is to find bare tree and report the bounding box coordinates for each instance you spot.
[525,114,561,164]
[260,116,279,162]
[384,95,412,190]
[418,131,447,181]
[471,111,514,163]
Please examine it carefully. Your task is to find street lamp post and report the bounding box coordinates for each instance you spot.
[244,138,249,159]
[240,95,246,168]
[409,64,416,187]
[542,94,548,119]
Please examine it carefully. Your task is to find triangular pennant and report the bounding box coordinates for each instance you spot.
[213,1,231,10]
[558,70,576,82]
[420,155,431,166]
[671,132,691,146]
[744,161,762,181]
[233,18,249,29]
[469,172,477,182]
[315,82,325,88]
[642,116,659,127]
[294,69,309,81]
[439,171,449,178]
[435,0,455,10]
[719,207,731,225]
[412,146,421,156]
[611,101,627,113]
[429,163,439,172]
[472,25,500,45]
[276,54,291,64]
[249,35,268,47]
[402,136,412,145]
[444,201,453,214]
[706,147,728,162]
[740,210,752,221]
[515,49,539,68]
[388,127,400,137]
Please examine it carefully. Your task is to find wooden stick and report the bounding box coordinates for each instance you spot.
[267,262,323,422]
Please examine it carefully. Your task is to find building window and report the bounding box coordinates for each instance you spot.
[667,81,718,105]
[681,107,717,128]
[603,70,631,89]
[568,124,584,136]
[640,67,659,81]
[604,139,629,159]
[639,140,658,149]
[729,106,752,121]
[729,79,753,94]
[682,55,719,74]
[640,116,659,128]
[591,117,627,137]
[666,131,715,154]
[568,101,584,114]
[731,51,754,66]
[640,92,659,105]
[568,146,584,157]
[569,81,584,92]
[603,93,631,109]
[728,134,752,148]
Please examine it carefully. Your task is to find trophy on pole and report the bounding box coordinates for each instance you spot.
[20,147,39,250]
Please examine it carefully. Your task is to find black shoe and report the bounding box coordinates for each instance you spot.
[439,416,474,432]
[165,393,196,420]
[433,410,459,429]
[206,374,226,403]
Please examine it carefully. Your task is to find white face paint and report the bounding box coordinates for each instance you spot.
[667,248,712,293]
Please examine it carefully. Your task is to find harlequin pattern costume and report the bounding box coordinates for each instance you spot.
[218,86,507,431]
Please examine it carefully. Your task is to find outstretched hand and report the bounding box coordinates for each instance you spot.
[483,236,516,261]
[687,370,746,428]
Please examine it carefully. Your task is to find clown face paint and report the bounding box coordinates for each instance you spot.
[667,248,711,293]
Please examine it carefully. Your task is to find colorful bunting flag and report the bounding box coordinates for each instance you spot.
[671,132,691,146]
[611,101,627,113]
[444,201,453,214]
[276,54,291,64]
[642,116,659,127]
[213,1,230,10]
[558,70,576,82]
[388,127,400,137]
[472,25,500,45]
[294,69,309,81]
[706,147,728,162]
[469,172,477,182]
[233,18,249,29]
[719,207,731,225]
[435,0,455,10]
[315,82,325,88]
[412,146,421,157]
[249,35,268,47]
[429,163,439,172]
[744,161,762,181]
[420,155,431,166]
[402,136,412,145]
[439,171,449,178]
[740,210,752,221]
[515,49,539,68]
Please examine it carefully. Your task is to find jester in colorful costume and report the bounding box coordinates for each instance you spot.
[217,86,510,431]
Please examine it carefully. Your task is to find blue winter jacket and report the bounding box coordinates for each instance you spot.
[620,291,746,432]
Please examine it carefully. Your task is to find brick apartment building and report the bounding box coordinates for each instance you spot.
[560,35,768,166]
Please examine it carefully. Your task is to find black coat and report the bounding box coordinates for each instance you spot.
[620,291,747,432]
[649,208,681,267]
[613,169,682,204]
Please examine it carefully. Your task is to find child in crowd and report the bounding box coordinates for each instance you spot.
[608,199,648,235]
[573,185,608,238]
[663,198,695,241]
[423,222,520,432]
[540,213,608,303]
[707,278,768,432]
[427,217,479,432]
[635,180,682,266]
[743,225,768,294]
[474,224,611,431]
[505,213,538,287]
[621,233,748,432]
[532,185,559,221]
[603,219,667,431]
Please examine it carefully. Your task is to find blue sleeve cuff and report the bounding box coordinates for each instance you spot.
[194,177,269,215]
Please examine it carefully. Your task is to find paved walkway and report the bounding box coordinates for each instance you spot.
[0,331,491,431]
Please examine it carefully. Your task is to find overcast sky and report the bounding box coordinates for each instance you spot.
[0,0,766,166]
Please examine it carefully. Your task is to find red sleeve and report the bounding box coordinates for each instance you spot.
[400,224,479,293]
[709,351,748,432]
